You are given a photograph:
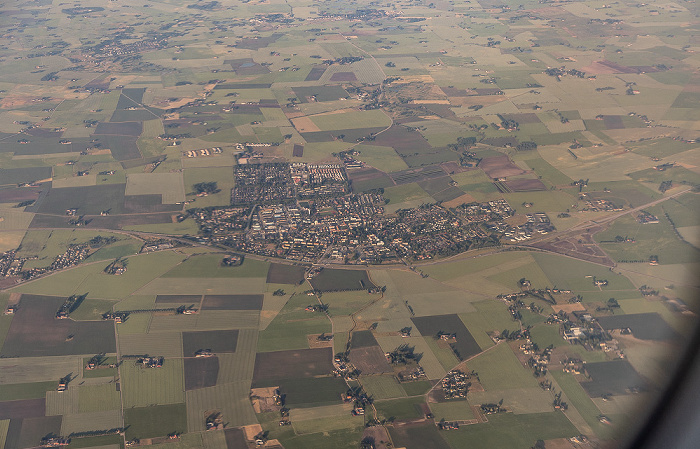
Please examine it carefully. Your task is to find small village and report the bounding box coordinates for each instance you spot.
[193,183,553,263]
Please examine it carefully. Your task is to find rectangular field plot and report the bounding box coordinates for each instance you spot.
[119,332,183,358]
[439,411,579,449]
[60,409,122,435]
[14,416,63,449]
[596,313,678,341]
[0,381,56,401]
[361,375,407,400]
[252,348,333,385]
[411,314,481,361]
[185,381,257,431]
[467,387,555,414]
[182,330,239,357]
[184,356,219,391]
[0,355,82,384]
[156,294,203,304]
[428,400,474,421]
[124,403,187,440]
[135,277,267,296]
[201,294,263,311]
[532,253,636,292]
[78,383,122,413]
[0,398,46,420]
[120,358,185,407]
[162,254,270,279]
[389,422,448,449]
[266,263,307,285]
[309,269,376,292]
[581,360,647,397]
[292,414,364,435]
[274,376,348,408]
[348,345,393,375]
[125,172,185,204]
[35,184,127,216]
[0,294,116,357]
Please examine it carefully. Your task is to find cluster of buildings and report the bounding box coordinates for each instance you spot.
[232,163,296,204]
[489,212,554,243]
[580,197,623,212]
[231,162,348,205]
[636,210,659,224]
[441,369,473,399]
[184,147,223,158]
[291,163,348,198]
[0,250,26,277]
[137,356,164,368]
[193,188,555,263]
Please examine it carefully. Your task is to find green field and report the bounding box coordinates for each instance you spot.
[257,293,331,352]
[0,381,56,401]
[596,206,700,264]
[124,403,188,440]
[120,358,185,407]
[310,110,391,131]
[467,343,539,391]
[374,396,427,421]
[361,375,407,400]
[440,411,579,449]
[163,254,270,278]
[429,400,475,421]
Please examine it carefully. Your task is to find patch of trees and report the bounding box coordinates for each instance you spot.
[62,6,104,15]
[187,1,220,10]
[40,72,59,82]
[447,136,477,152]
[658,180,672,193]
[193,182,220,195]
[516,141,537,151]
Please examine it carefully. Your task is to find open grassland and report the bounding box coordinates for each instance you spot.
[361,375,407,400]
[280,427,365,449]
[257,293,331,352]
[375,396,427,421]
[596,206,700,264]
[60,409,123,437]
[467,343,539,391]
[13,250,184,298]
[78,383,121,413]
[185,381,257,431]
[292,414,364,435]
[532,253,636,292]
[354,144,409,173]
[163,254,270,278]
[121,358,185,408]
[429,400,475,421]
[322,290,375,316]
[0,381,56,401]
[125,403,188,440]
[440,411,579,449]
[310,109,391,131]
[467,387,554,414]
[0,355,83,384]
[119,332,183,358]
